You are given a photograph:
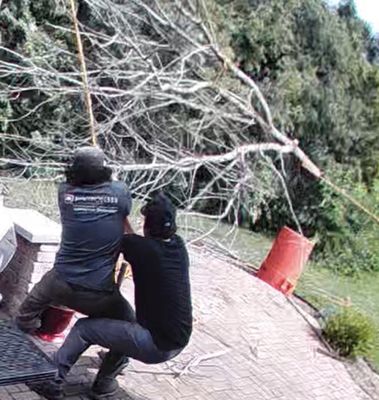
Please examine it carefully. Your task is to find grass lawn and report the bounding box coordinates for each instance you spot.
[297,266,379,369]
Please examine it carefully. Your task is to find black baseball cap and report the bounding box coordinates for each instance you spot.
[141,192,177,239]
[72,146,105,170]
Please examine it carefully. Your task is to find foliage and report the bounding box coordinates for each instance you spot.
[321,245,379,276]
[0,0,86,163]
[323,307,375,357]
[317,177,379,275]
[210,0,379,256]
[0,0,379,266]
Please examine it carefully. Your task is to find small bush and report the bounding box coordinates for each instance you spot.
[322,247,379,276]
[323,308,375,357]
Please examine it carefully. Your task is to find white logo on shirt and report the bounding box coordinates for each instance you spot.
[64,194,75,204]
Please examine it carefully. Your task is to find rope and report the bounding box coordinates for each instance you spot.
[69,0,97,146]
[320,176,379,225]
[301,154,379,226]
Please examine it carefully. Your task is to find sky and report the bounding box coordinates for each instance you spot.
[329,0,379,33]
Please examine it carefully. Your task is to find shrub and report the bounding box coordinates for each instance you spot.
[323,308,375,357]
[322,246,379,276]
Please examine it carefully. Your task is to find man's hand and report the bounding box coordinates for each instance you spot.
[115,255,132,287]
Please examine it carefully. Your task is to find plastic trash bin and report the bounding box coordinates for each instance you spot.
[257,226,314,295]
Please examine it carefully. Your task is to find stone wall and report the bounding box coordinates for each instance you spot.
[0,208,60,316]
[0,236,59,316]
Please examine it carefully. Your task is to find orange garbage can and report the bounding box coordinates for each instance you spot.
[36,305,76,343]
[257,226,314,296]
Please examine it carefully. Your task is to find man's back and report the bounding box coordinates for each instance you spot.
[122,234,192,351]
[55,181,132,291]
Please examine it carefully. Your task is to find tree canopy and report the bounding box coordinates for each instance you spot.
[0,0,378,260]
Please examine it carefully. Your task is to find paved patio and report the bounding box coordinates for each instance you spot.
[0,245,373,400]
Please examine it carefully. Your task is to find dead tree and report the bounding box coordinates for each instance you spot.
[0,0,322,233]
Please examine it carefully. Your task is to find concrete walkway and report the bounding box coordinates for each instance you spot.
[1,246,372,400]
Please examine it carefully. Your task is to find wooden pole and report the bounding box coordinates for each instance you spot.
[69,0,97,146]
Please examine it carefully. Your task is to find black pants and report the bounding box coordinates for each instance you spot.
[16,269,135,332]
[56,318,182,380]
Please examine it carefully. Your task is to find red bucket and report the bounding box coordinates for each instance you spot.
[257,226,314,296]
[36,305,75,342]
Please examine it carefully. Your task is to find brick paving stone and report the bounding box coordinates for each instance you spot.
[0,393,14,400]
[1,245,375,400]
[11,392,40,400]
[5,386,21,393]
[0,387,14,400]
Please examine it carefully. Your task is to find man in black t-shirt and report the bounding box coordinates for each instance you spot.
[123,194,192,352]
[16,147,135,333]
[35,193,192,400]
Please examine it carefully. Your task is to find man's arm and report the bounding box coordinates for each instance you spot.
[116,181,134,234]
[124,217,135,234]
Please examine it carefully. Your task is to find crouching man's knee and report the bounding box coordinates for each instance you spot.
[142,348,183,365]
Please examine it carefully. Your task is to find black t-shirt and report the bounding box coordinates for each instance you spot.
[122,234,192,351]
[55,181,132,291]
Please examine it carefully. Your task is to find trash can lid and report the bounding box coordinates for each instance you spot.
[0,209,13,241]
